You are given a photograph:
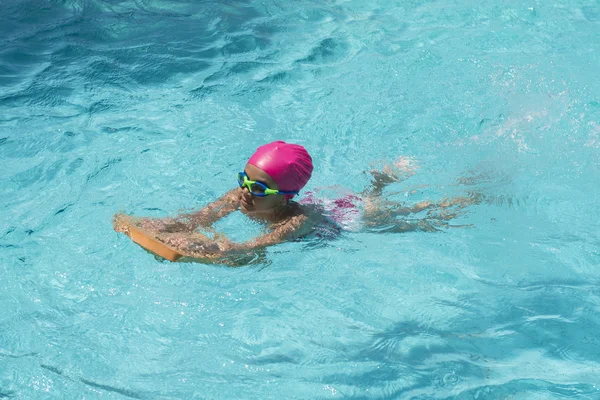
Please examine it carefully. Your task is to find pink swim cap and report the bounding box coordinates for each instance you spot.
[248,141,313,199]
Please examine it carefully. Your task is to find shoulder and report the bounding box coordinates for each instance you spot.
[292,201,326,223]
[285,201,318,222]
[271,203,324,235]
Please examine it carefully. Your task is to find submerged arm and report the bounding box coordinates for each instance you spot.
[183,213,311,257]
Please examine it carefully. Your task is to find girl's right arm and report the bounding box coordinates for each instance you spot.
[135,189,240,234]
[180,189,240,229]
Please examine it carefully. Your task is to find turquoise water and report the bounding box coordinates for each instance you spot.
[2,0,600,398]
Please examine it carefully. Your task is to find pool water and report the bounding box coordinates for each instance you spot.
[2,0,600,398]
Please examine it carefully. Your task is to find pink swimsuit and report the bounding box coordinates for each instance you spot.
[300,191,363,232]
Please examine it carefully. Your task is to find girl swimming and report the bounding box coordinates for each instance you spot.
[113,141,479,263]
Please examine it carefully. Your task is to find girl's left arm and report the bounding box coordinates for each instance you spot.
[193,213,311,256]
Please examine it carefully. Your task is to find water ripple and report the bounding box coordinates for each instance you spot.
[2,0,600,398]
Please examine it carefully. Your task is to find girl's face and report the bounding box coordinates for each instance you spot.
[239,164,286,214]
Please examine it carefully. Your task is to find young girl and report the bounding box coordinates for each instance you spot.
[114,141,478,263]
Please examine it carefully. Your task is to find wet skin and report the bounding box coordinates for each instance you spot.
[238,164,289,218]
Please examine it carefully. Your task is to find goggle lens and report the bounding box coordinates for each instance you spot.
[238,172,268,197]
[250,183,266,195]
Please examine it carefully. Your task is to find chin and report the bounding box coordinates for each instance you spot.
[244,206,271,215]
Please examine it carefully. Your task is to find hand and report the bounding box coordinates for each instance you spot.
[161,221,193,233]
[187,240,221,254]
[113,213,130,233]
[140,218,192,233]
[187,237,235,255]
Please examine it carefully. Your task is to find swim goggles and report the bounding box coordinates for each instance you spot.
[237,172,298,197]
